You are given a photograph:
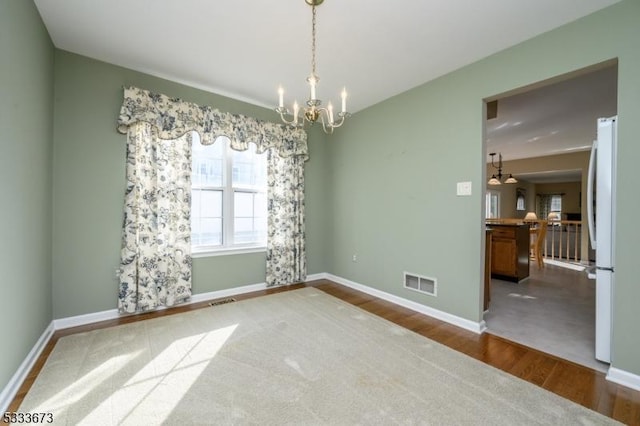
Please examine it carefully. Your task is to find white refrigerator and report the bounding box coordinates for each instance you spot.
[587,116,617,364]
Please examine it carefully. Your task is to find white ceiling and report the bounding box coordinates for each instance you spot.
[486,64,618,162]
[35,0,620,116]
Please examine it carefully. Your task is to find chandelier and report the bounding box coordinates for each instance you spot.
[488,152,517,185]
[275,0,350,134]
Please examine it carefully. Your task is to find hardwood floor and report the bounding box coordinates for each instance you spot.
[7,279,640,425]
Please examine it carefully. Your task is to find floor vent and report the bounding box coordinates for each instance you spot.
[404,272,437,297]
[209,298,236,307]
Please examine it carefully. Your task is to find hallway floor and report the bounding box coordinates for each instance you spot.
[484,262,609,372]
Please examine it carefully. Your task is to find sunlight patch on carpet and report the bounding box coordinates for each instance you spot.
[19,289,618,425]
[32,352,140,414]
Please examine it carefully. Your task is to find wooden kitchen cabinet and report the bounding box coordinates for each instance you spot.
[487,224,529,282]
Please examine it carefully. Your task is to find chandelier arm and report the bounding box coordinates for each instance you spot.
[315,107,348,132]
[326,113,346,129]
[276,108,300,127]
[322,123,335,134]
[319,116,335,134]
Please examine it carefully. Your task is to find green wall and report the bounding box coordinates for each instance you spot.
[0,0,54,394]
[2,0,639,397]
[328,0,640,375]
[52,51,329,319]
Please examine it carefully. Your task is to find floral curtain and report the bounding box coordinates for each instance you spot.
[536,194,563,221]
[266,151,307,286]
[536,194,552,220]
[117,87,308,312]
[118,123,192,313]
[116,88,308,157]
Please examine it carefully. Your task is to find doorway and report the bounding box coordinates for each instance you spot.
[482,61,617,372]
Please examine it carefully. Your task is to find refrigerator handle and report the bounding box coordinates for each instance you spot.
[587,139,597,248]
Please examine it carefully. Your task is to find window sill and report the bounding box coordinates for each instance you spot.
[192,246,267,258]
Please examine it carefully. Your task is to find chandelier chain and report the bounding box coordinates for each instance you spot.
[311,4,317,77]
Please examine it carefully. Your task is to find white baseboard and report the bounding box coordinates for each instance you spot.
[324,273,487,334]
[52,275,324,330]
[305,273,327,282]
[190,282,267,304]
[544,258,586,272]
[53,281,270,330]
[0,322,54,414]
[50,270,485,334]
[53,307,120,330]
[607,367,640,392]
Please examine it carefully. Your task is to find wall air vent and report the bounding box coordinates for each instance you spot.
[404,272,437,297]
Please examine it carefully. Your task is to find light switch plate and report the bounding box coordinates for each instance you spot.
[456,181,472,196]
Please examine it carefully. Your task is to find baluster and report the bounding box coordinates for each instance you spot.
[574,223,579,260]
[564,221,569,260]
[558,222,563,259]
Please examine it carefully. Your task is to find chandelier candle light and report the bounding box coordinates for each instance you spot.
[276,0,350,134]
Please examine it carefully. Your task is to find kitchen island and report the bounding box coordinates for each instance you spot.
[486,223,530,282]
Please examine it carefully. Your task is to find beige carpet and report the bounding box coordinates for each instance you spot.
[19,288,617,425]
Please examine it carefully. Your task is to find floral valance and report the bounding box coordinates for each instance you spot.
[117,86,308,159]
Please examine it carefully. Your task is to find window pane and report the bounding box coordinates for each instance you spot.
[485,192,499,219]
[232,143,267,188]
[192,190,201,218]
[201,190,222,217]
[551,195,562,212]
[233,218,266,244]
[233,191,267,244]
[192,189,223,247]
[234,192,254,217]
[255,216,267,241]
[191,218,201,246]
[234,218,253,243]
[192,133,224,187]
[200,218,222,246]
[255,192,267,215]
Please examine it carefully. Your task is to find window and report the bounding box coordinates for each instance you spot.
[535,194,563,223]
[485,191,500,219]
[191,133,268,254]
[516,187,526,211]
[548,194,562,225]
[550,195,562,214]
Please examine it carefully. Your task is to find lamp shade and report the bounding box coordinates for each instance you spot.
[504,174,518,184]
[547,212,560,221]
[524,212,538,221]
[488,175,501,185]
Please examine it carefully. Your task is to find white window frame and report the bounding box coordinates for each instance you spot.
[192,135,268,257]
